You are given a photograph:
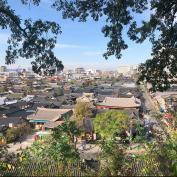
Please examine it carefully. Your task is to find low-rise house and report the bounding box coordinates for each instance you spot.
[0,116,26,132]
[96,97,141,110]
[121,82,136,88]
[44,121,64,129]
[21,95,34,102]
[12,84,27,93]
[0,101,30,118]
[96,94,114,102]
[95,88,113,96]
[27,107,73,129]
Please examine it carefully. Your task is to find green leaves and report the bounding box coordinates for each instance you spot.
[99,139,125,176]
[94,110,129,140]
[74,102,93,126]
[0,0,63,75]
[22,121,80,164]
[1,0,177,88]
[53,0,177,91]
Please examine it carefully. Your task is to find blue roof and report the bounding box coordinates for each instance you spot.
[29,120,49,123]
[26,110,36,113]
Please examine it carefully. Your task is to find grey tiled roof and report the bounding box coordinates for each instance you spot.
[28,108,72,121]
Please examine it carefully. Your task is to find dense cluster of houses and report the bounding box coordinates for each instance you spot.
[0,71,143,136]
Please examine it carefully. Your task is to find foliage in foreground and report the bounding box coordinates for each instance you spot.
[0,0,63,75]
[21,121,80,164]
[98,139,126,176]
[134,130,177,176]
[52,0,177,91]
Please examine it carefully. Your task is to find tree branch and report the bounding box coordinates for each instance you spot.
[0,7,28,38]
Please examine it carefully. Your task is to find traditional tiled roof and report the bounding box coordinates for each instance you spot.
[27,107,72,122]
[0,116,25,131]
[44,121,64,129]
[97,97,141,108]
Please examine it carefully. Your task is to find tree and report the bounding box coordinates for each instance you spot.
[74,102,92,127]
[52,0,177,91]
[53,120,81,149]
[159,131,177,175]
[135,130,177,176]
[82,80,93,87]
[54,87,64,97]
[2,1,177,89]
[94,110,129,139]
[0,86,8,93]
[20,120,80,163]
[0,0,63,75]
[98,139,125,176]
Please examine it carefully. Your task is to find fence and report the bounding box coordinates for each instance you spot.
[1,161,92,177]
[1,158,169,176]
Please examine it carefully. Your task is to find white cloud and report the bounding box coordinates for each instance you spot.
[55,43,83,49]
[83,51,103,56]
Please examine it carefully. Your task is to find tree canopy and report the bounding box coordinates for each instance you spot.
[99,139,125,176]
[94,110,129,139]
[21,120,80,163]
[52,0,177,91]
[0,0,63,75]
[74,102,92,123]
[1,0,177,90]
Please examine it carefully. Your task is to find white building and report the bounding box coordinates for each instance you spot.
[117,65,136,76]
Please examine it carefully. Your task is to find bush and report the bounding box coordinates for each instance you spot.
[54,87,64,97]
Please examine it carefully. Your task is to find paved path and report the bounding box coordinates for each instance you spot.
[139,84,158,113]
[8,133,36,153]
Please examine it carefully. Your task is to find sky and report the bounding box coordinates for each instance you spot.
[0,0,152,71]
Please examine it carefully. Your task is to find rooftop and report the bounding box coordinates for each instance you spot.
[97,97,141,108]
[28,107,72,122]
[44,121,64,129]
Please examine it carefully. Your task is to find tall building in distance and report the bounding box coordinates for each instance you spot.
[75,67,85,74]
[117,65,136,76]
[0,66,7,73]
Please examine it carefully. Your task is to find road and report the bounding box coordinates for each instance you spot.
[139,85,168,141]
